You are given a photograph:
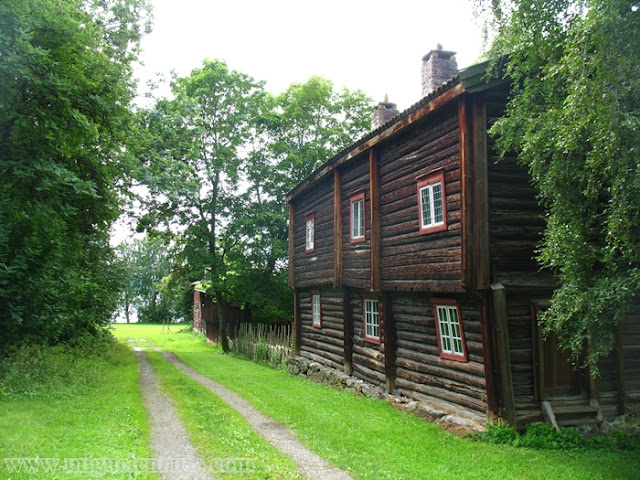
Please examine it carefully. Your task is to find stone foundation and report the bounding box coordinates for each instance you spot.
[288,356,484,433]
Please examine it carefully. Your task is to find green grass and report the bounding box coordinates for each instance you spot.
[144,351,301,479]
[114,323,640,480]
[0,335,158,480]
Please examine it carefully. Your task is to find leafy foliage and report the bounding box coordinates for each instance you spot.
[481,0,640,369]
[136,67,372,345]
[475,422,640,451]
[0,0,150,347]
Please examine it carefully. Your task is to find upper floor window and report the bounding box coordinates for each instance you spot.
[305,213,315,252]
[350,191,365,243]
[433,299,468,362]
[363,297,380,344]
[312,293,322,328]
[417,170,447,234]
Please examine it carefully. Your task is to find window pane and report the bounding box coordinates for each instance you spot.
[421,187,432,226]
[306,218,314,249]
[352,198,364,238]
[432,182,443,224]
[436,304,464,357]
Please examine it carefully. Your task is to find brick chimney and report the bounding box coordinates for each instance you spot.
[421,44,458,97]
[371,94,399,130]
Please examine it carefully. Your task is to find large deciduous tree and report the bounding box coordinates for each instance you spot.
[0,0,150,347]
[481,0,640,370]
[138,68,372,350]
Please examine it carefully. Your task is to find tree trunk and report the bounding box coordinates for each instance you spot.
[216,291,229,352]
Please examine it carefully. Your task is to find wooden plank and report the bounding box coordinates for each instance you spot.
[479,294,499,415]
[294,288,301,355]
[343,287,353,375]
[474,99,490,289]
[616,324,626,414]
[492,283,516,426]
[333,169,343,288]
[458,96,473,289]
[369,148,382,292]
[288,203,295,288]
[383,292,397,393]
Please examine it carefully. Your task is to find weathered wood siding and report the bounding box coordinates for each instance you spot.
[378,105,463,292]
[392,292,487,418]
[340,153,371,289]
[622,304,640,414]
[292,176,334,287]
[350,292,386,387]
[298,288,345,370]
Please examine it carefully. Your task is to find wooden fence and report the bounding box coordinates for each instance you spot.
[230,323,293,368]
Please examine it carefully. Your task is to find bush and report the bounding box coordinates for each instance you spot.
[0,332,131,400]
[474,422,640,451]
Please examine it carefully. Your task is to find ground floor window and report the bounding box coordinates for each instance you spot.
[363,298,380,344]
[312,293,322,328]
[433,299,467,361]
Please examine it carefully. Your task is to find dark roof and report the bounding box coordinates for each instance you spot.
[286,59,502,202]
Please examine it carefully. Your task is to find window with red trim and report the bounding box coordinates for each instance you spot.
[305,213,315,252]
[417,171,447,234]
[433,299,468,362]
[312,293,322,328]
[363,297,380,344]
[350,191,366,243]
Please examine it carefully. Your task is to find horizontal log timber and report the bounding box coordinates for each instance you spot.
[299,348,344,370]
[395,376,486,412]
[352,343,385,363]
[352,362,386,386]
[380,279,465,293]
[396,346,485,376]
[301,338,344,358]
[395,357,486,389]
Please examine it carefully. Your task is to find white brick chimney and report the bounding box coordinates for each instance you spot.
[371,94,399,130]
[421,44,458,97]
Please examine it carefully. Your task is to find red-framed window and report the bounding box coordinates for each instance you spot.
[363,297,381,344]
[305,212,315,252]
[417,170,447,234]
[311,292,322,328]
[432,298,468,362]
[350,191,366,243]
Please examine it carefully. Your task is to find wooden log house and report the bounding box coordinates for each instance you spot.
[287,48,640,427]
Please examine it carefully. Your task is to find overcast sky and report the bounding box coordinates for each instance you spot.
[135,0,487,112]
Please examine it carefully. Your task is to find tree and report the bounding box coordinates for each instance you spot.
[116,235,181,324]
[137,69,373,350]
[138,59,266,351]
[480,0,640,370]
[0,0,150,347]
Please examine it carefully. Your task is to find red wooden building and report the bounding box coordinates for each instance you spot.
[287,48,639,428]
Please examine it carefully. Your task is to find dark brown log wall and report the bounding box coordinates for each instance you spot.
[292,176,335,287]
[298,288,345,370]
[486,102,552,289]
[392,292,487,417]
[350,292,386,388]
[378,105,463,292]
[621,304,640,414]
[340,153,371,289]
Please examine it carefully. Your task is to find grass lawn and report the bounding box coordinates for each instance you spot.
[114,323,640,480]
[0,338,158,480]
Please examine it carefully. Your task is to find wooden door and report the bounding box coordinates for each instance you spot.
[533,301,586,401]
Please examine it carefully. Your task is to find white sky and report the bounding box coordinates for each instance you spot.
[135,0,487,111]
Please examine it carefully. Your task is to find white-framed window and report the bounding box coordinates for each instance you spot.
[350,192,365,243]
[433,299,467,362]
[417,171,447,234]
[305,213,315,252]
[312,293,322,328]
[363,298,380,344]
